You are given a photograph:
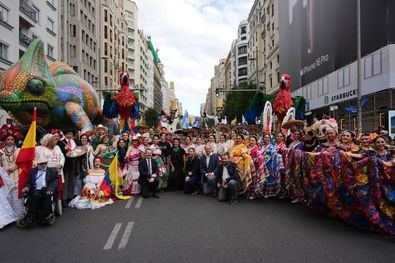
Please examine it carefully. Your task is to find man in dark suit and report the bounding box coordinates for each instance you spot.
[22,156,59,223]
[200,145,219,195]
[184,147,201,195]
[216,153,241,205]
[138,148,160,198]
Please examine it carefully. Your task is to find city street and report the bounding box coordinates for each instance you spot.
[1,192,394,263]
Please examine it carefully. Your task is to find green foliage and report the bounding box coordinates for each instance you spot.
[223,83,257,121]
[144,107,159,128]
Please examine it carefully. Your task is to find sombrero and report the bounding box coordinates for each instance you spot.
[215,124,231,134]
[281,120,304,130]
[134,124,148,132]
[174,129,188,135]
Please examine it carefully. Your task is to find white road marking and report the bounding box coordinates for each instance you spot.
[124,197,134,209]
[118,222,135,250]
[135,197,143,208]
[103,223,122,250]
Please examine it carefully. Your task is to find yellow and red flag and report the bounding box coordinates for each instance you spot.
[15,108,36,198]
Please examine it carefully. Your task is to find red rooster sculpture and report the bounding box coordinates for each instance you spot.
[273,73,293,126]
[111,72,137,129]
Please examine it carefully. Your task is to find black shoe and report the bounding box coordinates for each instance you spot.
[153,194,160,199]
[228,198,238,205]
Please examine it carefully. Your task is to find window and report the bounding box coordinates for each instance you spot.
[240,26,246,35]
[238,67,247,76]
[104,9,107,22]
[364,51,382,79]
[32,6,40,22]
[302,85,311,100]
[0,42,8,60]
[47,17,54,32]
[47,44,54,58]
[318,77,329,97]
[104,60,108,73]
[338,66,350,88]
[238,46,247,55]
[0,5,9,23]
[104,25,107,39]
[105,77,108,86]
[238,57,247,65]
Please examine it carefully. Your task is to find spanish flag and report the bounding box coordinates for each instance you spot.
[108,152,131,200]
[16,108,36,198]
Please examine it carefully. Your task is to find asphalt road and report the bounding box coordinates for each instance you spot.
[1,192,394,263]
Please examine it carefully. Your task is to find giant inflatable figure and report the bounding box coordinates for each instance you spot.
[0,39,100,133]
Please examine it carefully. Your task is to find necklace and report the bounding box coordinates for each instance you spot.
[3,145,16,163]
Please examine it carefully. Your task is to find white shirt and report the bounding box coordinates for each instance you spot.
[147,159,152,175]
[35,169,47,190]
[222,166,230,181]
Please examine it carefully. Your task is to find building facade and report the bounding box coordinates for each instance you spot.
[0,0,59,70]
[247,0,265,88]
[262,0,279,94]
[98,0,128,101]
[235,20,249,85]
[123,0,137,86]
[292,45,395,131]
[59,0,99,85]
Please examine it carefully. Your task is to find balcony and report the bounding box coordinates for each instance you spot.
[19,0,39,23]
[19,32,32,47]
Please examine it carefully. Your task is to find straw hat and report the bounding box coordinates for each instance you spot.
[281,120,304,130]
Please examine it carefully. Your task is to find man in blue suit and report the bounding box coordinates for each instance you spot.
[200,145,219,196]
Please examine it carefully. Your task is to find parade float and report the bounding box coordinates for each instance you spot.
[0,39,101,134]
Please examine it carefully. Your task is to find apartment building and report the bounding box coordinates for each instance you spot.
[0,0,59,71]
[59,0,99,85]
[235,20,249,85]
[262,0,280,94]
[123,0,137,86]
[98,0,128,100]
[247,0,265,88]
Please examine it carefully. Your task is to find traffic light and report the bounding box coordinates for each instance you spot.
[215,88,219,96]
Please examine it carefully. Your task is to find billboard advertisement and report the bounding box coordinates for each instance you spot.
[279,0,395,91]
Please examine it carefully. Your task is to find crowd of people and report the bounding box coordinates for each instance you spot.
[0,118,394,234]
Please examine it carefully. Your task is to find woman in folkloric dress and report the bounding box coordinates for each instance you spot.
[0,132,24,219]
[0,167,18,229]
[68,157,113,210]
[124,136,142,195]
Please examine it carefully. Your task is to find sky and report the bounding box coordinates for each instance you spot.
[135,0,252,115]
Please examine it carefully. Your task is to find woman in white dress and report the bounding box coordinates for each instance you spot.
[35,134,65,183]
[206,134,218,155]
[0,133,24,219]
[0,167,18,229]
[68,157,113,209]
[217,134,229,156]
[194,136,205,158]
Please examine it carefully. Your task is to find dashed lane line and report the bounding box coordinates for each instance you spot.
[124,197,134,209]
[103,223,122,250]
[118,222,135,250]
[135,197,143,208]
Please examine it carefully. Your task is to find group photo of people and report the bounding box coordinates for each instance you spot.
[0,112,394,234]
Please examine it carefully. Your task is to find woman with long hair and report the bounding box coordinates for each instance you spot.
[168,138,186,191]
[260,133,283,199]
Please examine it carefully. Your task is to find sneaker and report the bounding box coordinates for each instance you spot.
[291,198,300,204]
[191,191,200,196]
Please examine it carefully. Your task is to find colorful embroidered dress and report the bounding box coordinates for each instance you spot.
[260,143,283,198]
[230,143,254,193]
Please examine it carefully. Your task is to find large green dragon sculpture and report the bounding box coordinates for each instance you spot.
[0,39,101,133]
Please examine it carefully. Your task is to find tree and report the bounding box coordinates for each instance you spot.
[223,83,257,122]
[144,107,159,128]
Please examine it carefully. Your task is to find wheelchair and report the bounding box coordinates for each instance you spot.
[16,174,63,228]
